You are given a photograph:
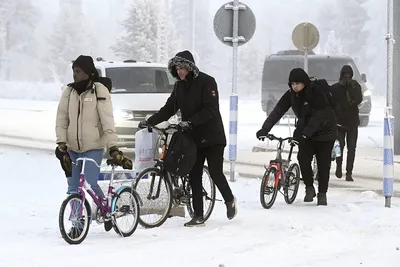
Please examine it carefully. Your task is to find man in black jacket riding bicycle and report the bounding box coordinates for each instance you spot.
[256,68,337,205]
[139,50,237,227]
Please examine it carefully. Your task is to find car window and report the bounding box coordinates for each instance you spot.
[262,59,296,85]
[301,58,362,82]
[105,67,173,94]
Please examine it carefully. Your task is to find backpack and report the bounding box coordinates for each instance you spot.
[164,130,197,177]
[97,77,112,92]
[310,78,336,108]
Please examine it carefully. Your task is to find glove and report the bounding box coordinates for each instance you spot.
[178,121,193,132]
[138,120,149,129]
[55,142,72,177]
[109,146,133,170]
[256,128,269,140]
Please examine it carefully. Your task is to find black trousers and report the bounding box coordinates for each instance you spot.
[336,126,358,174]
[189,145,234,217]
[297,139,334,193]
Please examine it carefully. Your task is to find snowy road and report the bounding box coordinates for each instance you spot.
[1,147,399,267]
[0,98,385,151]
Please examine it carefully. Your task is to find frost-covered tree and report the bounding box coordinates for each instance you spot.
[169,0,191,50]
[49,0,94,80]
[112,0,178,63]
[155,0,181,63]
[324,30,344,55]
[318,0,369,66]
[0,0,40,81]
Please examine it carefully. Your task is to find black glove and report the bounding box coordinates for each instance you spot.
[256,128,269,140]
[109,146,133,169]
[178,121,193,132]
[138,120,149,129]
[55,142,72,177]
[293,128,307,143]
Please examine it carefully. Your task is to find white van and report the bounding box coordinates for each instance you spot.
[62,57,179,149]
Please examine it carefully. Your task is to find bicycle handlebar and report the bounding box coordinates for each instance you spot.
[139,123,179,135]
[75,157,120,168]
[259,134,296,144]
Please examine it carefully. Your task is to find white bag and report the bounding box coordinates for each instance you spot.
[134,128,159,173]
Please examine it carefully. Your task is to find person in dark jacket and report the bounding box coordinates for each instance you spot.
[139,50,237,227]
[330,65,363,182]
[256,68,337,205]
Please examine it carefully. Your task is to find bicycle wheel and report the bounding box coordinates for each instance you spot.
[186,165,216,222]
[111,187,140,237]
[59,194,91,245]
[260,167,279,209]
[284,163,300,204]
[133,167,173,228]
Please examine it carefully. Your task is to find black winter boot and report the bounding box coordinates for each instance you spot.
[335,164,342,178]
[345,173,354,182]
[304,186,316,202]
[317,193,327,206]
[184,216,205,227]
[225,196,237,220]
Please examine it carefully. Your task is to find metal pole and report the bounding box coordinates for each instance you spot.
[229,0,240,182]
[384,0,395,208]
[304,23,309,73]
[304,49,308,73]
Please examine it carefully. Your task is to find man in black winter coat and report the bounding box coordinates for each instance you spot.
[140,50,237,227]
[330,65,363,182]
[256,68,337,205]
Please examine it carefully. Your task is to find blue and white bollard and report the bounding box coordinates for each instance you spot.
[229,94,238,182]
[383,115,394,207]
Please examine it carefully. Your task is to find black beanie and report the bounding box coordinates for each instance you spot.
[288,68,310,88]
[72,55,98,80]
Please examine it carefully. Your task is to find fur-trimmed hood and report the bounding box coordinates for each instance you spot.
[168,50,200,80]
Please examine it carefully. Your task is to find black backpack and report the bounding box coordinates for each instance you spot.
[97,77,112,92]
[164,131,197,177]
[310,78,336,108]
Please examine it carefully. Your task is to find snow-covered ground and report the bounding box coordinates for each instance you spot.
[1,146,399,267]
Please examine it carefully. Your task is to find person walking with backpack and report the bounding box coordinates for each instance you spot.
[139,50,237,227]
[55,55,132,236]
[330,65,363,182]
[256,68,337,205]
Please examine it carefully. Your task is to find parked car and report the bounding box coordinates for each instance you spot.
[261,50,372,127]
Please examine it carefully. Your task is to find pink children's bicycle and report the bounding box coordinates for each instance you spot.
[58,157,141,245]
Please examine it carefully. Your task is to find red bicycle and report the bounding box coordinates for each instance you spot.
[259,134,301,209]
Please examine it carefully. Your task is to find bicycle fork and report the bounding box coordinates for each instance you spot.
[147,173,163,200]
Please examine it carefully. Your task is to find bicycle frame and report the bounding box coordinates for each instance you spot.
[74,157,116,218]
[265,135,297,189]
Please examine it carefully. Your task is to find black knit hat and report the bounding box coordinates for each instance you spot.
[288,68,310,88]
[72,55,98,80]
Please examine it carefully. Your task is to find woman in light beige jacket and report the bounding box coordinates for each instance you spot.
[55,55,131,234]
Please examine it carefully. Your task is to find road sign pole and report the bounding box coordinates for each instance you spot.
[213,1,256,182]
[303,23,309,73]
[228,0,240,182]
[292,22,319,75]
[384,0,395,208]
[304,49,308,73]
